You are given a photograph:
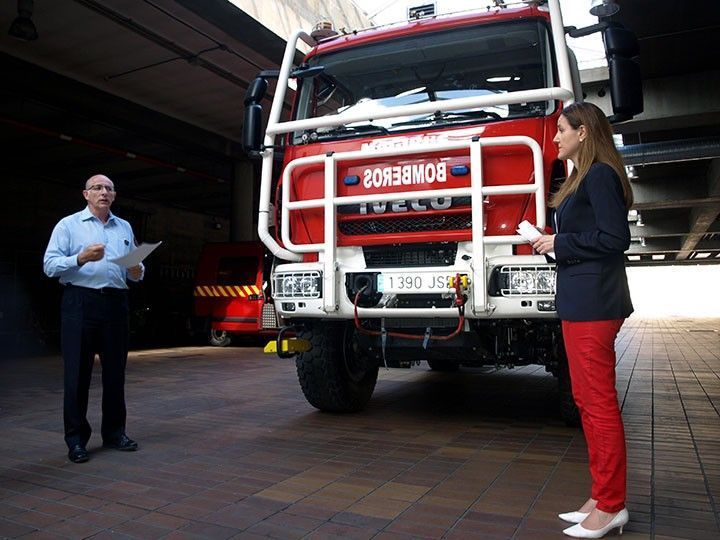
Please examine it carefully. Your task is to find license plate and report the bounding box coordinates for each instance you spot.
[377,272,455,294]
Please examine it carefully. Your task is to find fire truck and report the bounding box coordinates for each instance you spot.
[193,242,278,346]
[242,0,641,424]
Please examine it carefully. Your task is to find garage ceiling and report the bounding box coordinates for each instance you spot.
[0,0,290,217]
[613,0,720,264]
[1,0,719,263]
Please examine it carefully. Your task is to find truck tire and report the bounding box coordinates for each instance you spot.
[209,329,232,347]
[427,360,460,372]
[295,321,379,412]
[556,340,581,428]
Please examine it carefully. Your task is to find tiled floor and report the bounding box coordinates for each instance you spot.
[1,318,719,539]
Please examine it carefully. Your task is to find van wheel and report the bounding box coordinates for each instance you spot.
[427,360,459,372]
[295,321,378,412]
[209,329,232,347]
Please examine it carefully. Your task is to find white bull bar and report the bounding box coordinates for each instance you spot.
[281,136,546,315]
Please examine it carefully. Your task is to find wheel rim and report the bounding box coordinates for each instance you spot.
[211,329,227,341]
[342,326,372,383]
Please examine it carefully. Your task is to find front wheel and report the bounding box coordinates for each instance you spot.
[295,321,379,412]
[209,329,232,347]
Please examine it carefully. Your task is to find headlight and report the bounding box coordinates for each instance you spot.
[536,270,555,293]
[510,270,536,294]
[492,266,556,296]
[273,271,322,299]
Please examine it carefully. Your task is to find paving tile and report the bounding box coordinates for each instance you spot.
[11,510,64,528]
[0,518,36,538]
[42,518,104,538]
[0,319,718,538]
[330,511,390,531]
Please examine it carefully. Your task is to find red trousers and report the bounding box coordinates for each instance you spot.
[562,319,626,513]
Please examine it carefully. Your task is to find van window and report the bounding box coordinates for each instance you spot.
[217,256,257,284]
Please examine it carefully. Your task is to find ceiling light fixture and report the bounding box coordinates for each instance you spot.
[8,0,38,42]
[589,0,620,18]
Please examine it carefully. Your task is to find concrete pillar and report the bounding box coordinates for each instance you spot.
[231,160,255,241]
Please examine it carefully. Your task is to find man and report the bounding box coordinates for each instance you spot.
[44,174,143,463]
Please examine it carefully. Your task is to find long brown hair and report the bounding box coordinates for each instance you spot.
[549,102,633,209]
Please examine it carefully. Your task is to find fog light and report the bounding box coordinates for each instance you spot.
[498,266,556,296]
[538,300,556,312]
[274,271,322,299]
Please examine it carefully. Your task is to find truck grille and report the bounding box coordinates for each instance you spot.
[340,213,472,236]
[363,243,457,268]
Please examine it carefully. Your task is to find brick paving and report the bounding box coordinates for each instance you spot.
[0,317,719,539]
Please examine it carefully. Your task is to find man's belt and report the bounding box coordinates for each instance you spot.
[65,284,128,295]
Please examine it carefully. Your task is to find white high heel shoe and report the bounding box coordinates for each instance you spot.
[563,508,629,538]
[558,511,590,524]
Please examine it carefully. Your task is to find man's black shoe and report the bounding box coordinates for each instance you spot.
[68,444,89,463]
[103,434,138,451]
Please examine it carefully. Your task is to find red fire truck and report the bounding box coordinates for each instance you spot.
[242,0,641,423]
[193,242,278,346]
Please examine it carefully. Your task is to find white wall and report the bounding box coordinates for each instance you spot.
[229,0,371,40]
[627,266,720,317]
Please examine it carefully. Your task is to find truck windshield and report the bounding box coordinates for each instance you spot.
[293,19,554,144]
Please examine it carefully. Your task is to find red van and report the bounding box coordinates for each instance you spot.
[193,242,278,346]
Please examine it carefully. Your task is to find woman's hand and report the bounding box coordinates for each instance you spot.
[531,234,556,255]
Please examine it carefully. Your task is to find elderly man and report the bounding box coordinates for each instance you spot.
[44,174,143,463]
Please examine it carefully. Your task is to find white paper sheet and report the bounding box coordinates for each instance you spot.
[517,220,555,260]
[109,241,162,268]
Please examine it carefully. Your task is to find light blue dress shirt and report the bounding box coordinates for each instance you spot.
[43,207,144,289]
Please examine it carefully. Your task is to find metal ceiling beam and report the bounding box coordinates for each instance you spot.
[175,0,299,66]
[627,237,720,254]
[632,197,720,211]
[72,0,250,91]
[676,158,720,259]
[631,172,715,212]
[630,215,690,238]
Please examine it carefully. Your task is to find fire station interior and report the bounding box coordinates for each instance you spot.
[1,0,719,357]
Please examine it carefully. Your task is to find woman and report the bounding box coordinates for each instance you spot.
[532,102,634,539]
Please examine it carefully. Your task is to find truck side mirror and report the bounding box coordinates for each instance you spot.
[245,77,268,105]
[242,103,263,155]
[243,76,269,156]
[608,56,642,120]
[603,24,643,122]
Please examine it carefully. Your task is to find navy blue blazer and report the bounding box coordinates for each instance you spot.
[552,162,634,321]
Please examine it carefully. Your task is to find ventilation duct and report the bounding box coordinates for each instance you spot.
[619,137,720,166]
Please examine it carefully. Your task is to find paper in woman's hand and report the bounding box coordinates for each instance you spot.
[517,220,555,259]
[109,241,162,268]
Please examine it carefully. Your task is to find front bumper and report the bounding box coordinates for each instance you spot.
[272,255,557,320]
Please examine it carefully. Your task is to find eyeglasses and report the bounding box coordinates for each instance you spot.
[86,184,115,193]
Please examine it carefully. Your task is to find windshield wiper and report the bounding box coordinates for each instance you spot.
[314,123,389,140]
[392,109,502,128]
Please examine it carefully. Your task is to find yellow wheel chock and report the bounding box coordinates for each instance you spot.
[264,338,311,355]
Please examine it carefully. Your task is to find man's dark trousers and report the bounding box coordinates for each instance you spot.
[61,286,129,449]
